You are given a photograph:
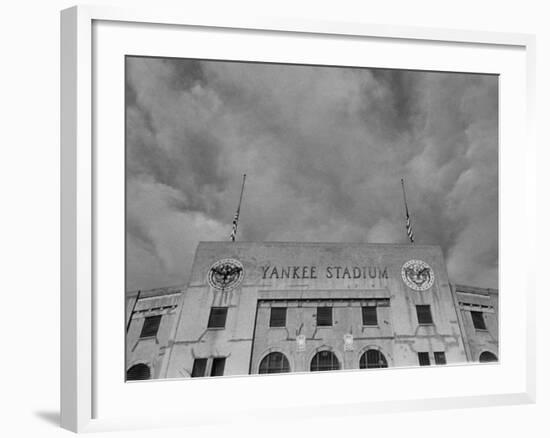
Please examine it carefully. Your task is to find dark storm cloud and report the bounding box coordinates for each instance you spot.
[125,57,498,291]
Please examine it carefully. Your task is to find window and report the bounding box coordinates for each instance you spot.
[207,307,228,329]
[471,311,487,330]
[210,357,226,376]
[269,307,287,327]
[316,307,332,326]
[418,352,431,366]
[139,315,161,338]
[416,305,433,325]
[479,351,498,363]
[191,358,207,377]
[310,350,340,372]
[362,306,378,326]
[434,351,447,365]
[259,352,291,374]
[126,363,151,381]
[359,349,388,369]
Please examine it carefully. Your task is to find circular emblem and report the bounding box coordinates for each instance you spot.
[401,259,434,291]
[208,258,244,291]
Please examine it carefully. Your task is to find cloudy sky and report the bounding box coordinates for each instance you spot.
[125,56,498,292]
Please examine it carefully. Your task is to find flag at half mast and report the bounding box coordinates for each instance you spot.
[230,174,247,242]
[401,178,415,244]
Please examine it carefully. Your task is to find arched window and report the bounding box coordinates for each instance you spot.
[359,349,388,369]
[259,352,291,374]
[310,350,340,372]
[126,363,151,380]
[479,351,498,363]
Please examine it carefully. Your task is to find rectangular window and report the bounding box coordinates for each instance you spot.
[416,305,434,325]
[139,314,162,338]
[362,306,378,326]
[471,311,487,330]
[269,307,287,327]
[316,307,332,326]
[207,307,228,329]
[418,352,431,366]
[210,357,226,376]
[191,358,207,377]
[434,352,447,365]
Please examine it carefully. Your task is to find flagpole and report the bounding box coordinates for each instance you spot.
[230,174,247,241]
[126,289,141,334]
[401,178,409,215]
[401,178,415,244]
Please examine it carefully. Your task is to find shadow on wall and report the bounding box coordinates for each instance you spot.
[33,411,59,427]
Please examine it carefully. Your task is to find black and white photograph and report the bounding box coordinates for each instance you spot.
[125,56,499,381]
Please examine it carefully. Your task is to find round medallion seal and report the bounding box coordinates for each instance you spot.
[207,258,244,291]
[401,259,434,291]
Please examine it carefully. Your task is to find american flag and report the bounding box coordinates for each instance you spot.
[401,178,415,244]
[230,210,239,242]
[405,211,415,243]
[230,174,246,242]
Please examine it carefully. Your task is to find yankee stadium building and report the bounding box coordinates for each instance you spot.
[125,241,498,380]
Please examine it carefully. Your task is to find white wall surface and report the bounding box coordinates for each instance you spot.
[0,0,547,437]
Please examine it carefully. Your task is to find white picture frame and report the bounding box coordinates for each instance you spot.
[60,5,536,433]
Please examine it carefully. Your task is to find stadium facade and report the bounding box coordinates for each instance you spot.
[125,241,498,380]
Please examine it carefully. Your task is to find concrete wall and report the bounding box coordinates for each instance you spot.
[452,284,499,362]
[125,287,183,379]
[160,241,470,378]
[250,299,394,373]
[161,283,256,378]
